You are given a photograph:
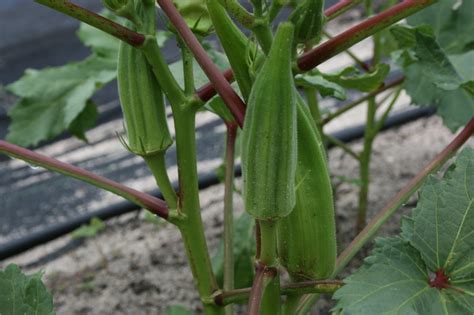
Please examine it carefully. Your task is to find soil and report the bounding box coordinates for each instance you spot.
[2,115,472,314]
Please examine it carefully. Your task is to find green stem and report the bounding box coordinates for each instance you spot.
[373,87,402,133]
[357,97,377,232]
[173,108,222,315]
[304,87,323,135]
[144,153,178,210]
[283,294,301,315]
[214,280,342,306]
[223,123,237,315]
[254,220,280,314]
[179,40,196,96]
[321,77,404,125]
[325,134,360,161]
[252,20,274,55]
[0,140,171,220]
[142,37,187,108]
[35,0,145,46]
[335,118,474,274]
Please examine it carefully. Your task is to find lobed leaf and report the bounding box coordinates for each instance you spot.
[334,149,474,314]
[0,264,54,315]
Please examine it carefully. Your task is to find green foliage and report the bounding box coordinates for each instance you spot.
[212,212,255,289]
[386,0,474,132]
[70,217,106,239]
[0,264,54,315]
[295,73,347,100]
[391,24,474,132]
[334,148,474,314]
[164,305,195,315]
[6,56,116,147]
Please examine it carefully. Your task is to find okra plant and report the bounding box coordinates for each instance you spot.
[0,0,473,314]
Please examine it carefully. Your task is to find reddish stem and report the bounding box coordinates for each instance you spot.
[246,262,277,315]
[36,0,145,46]
[335,118,474,273]
[0,140,169,219]
[196,0,435,106]
[298,0,436,71]
[157,0,246,128]
[324,0,360,18]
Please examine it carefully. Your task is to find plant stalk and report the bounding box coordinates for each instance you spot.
[223,123,237,315]
[157,0,246,127]
[172,108,222,315]
[144,153,178,210]
[35,0,145,46]
[0,140,170,220]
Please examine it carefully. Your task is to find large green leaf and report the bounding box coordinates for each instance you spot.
[6,56,116,147]
[391,25,474,132]
[334,148,474,314]
[0,264,55,315]
[407,0,474,54]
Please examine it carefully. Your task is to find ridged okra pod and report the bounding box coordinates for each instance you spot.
[117,42,173,156]
[277,96,336,280]
[242,23,297,220]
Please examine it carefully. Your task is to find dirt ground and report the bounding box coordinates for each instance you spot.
[3,115,472,314]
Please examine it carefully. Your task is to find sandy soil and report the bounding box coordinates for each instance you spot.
[3,115,472,314]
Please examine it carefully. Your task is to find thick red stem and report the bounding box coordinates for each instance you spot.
[157,0,246,127]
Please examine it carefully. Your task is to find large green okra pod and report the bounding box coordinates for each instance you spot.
[117,42,173,156]
[277,96,336,280]
[242,23,297,220]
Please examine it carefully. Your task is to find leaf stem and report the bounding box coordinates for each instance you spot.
[214,280,343,306]
[325,0,363,21]
[142,37,187,108]
[223,122,237,315]
[0,140,171,220]
[297,0,437,72]
[335,118,474,275]
[35,0,145,46]
[325,134,360,160]
[157,0,246,127]
[321,76,404,125]
[144,153,178,210]
[179,39,196,97]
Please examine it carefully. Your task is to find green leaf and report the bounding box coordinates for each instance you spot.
[68,100,98,142]
[76,20,119,59]
[334,149,474,314]
[404,148,474,278]
[163,305,195,315]
[6,56,116,147]
[407,0,474,54]
[321,64,390,92]
[295,74,347,100]
[0,264,55,315]
[212,212,255,289]
[71,217,105,239]
[391,26,474,131]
